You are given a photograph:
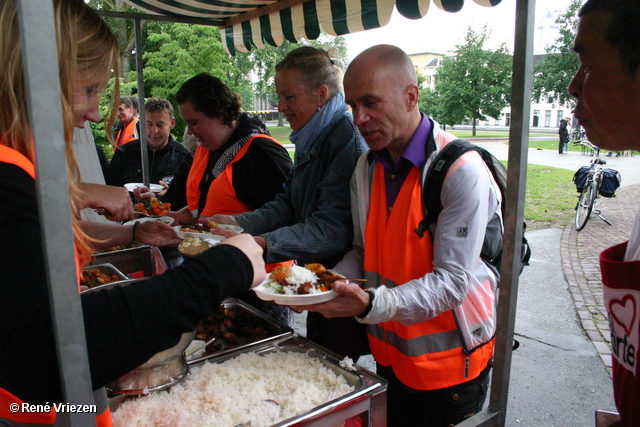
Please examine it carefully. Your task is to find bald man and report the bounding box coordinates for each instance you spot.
[299,44,502,426]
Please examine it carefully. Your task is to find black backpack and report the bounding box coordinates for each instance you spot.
[414,139,531,275]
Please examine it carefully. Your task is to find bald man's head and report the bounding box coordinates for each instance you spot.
[346,44,417,87]
[344,45,422,160]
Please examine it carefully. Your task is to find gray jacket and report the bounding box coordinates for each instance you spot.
[235,109,367,267]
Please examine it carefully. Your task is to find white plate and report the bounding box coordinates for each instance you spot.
[174,225,225,243]
[253,279,338,306]
[124,182,164,193]
[217,224,244,233]
[135,216,174,225]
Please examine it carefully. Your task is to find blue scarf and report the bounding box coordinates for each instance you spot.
[289,92,346,163]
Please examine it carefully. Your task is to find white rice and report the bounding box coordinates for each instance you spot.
[284,265,318,286]
[112,351,354,427]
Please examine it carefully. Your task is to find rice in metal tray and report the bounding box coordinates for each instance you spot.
[112,351,354,426]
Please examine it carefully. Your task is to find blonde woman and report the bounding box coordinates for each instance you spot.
[0,0,264,424]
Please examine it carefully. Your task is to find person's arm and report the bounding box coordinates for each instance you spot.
[80,219,182,249]
[235,122,364,265]
[232,138,292,210]
[0,163,263,404]
[83,234,264,389]
[78,182,134,222]
[161,153,192,209]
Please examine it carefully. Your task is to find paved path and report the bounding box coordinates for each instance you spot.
[474,139,640,379]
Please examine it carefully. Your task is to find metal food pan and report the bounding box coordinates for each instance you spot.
[189,298,294,362]
[196,335,388,426]
[90,244,154,277]
[81,263,128,288]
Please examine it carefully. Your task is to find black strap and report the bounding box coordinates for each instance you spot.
[415,139,478,238]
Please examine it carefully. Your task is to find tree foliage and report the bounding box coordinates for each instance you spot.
[532,0,583,108]
[88,1,347,143]
[430,25,512,135]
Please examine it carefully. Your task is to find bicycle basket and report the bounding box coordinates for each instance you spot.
[599,168,621,197]
[573,166,591,192]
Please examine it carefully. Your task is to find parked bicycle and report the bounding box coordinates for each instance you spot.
[573,140,613,231]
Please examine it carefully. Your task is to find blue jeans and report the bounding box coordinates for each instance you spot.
[378,362,491,427]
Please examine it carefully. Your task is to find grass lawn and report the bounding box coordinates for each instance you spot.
[516,163,577,230]
[267,124,578,230]
[267,125,292,144]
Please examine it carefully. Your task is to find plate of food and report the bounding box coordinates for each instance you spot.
[178,237,214,256]
[135,216,174,225]
[134,197,171,217]
[174,225,225,243]
[218,223,244,233]
[253,263,343,306]
[125,182,164,193]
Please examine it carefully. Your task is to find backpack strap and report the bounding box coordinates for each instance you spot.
[415,138,477,238]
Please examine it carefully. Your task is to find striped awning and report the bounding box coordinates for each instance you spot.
[124,0,501,55]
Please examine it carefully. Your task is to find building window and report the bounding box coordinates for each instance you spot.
[545,110,552,127]
[557,110,564,127]
[533,110,540,127]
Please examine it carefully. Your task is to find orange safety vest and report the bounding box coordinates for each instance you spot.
[0,145,113,426]
[115,117,138,147]
[363,164,494,391]
[186,136,267,217]
[186,135,292,272]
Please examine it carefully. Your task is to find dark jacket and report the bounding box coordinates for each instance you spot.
[105,136,192,188]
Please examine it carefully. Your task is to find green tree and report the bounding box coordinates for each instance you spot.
[532,0,583,108]
[433,25,512,135]
[88,0,146,84]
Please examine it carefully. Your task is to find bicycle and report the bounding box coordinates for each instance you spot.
[573,140,612,231]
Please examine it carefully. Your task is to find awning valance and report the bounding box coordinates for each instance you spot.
[124,0,501,55]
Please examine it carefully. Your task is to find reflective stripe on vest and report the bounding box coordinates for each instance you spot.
[363,164,493,390]
[0,146,113,426]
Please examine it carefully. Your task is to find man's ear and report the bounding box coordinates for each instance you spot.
[406,84,419,112]
[170,117,176,130]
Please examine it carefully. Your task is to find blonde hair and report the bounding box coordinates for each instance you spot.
[276,46,344,98]
[0,0,120,265]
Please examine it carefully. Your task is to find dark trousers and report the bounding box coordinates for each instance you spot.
[377,362,491,427]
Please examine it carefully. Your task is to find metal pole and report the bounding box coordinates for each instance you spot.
[457,0,534,426]
[134,17,149,187]
[489,0,534,424]
[16,0,96,425]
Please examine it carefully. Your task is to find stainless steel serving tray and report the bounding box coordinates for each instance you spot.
[90,244,154,277]
[81,263,128,288]
[189,298,294,362]
[192,335,387,426]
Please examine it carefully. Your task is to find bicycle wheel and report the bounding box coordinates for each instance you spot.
[575,182,596,231]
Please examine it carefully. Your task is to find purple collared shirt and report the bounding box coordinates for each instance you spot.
[369,114,432,210]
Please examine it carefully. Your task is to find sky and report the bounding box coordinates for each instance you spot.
[343,0,574,60]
